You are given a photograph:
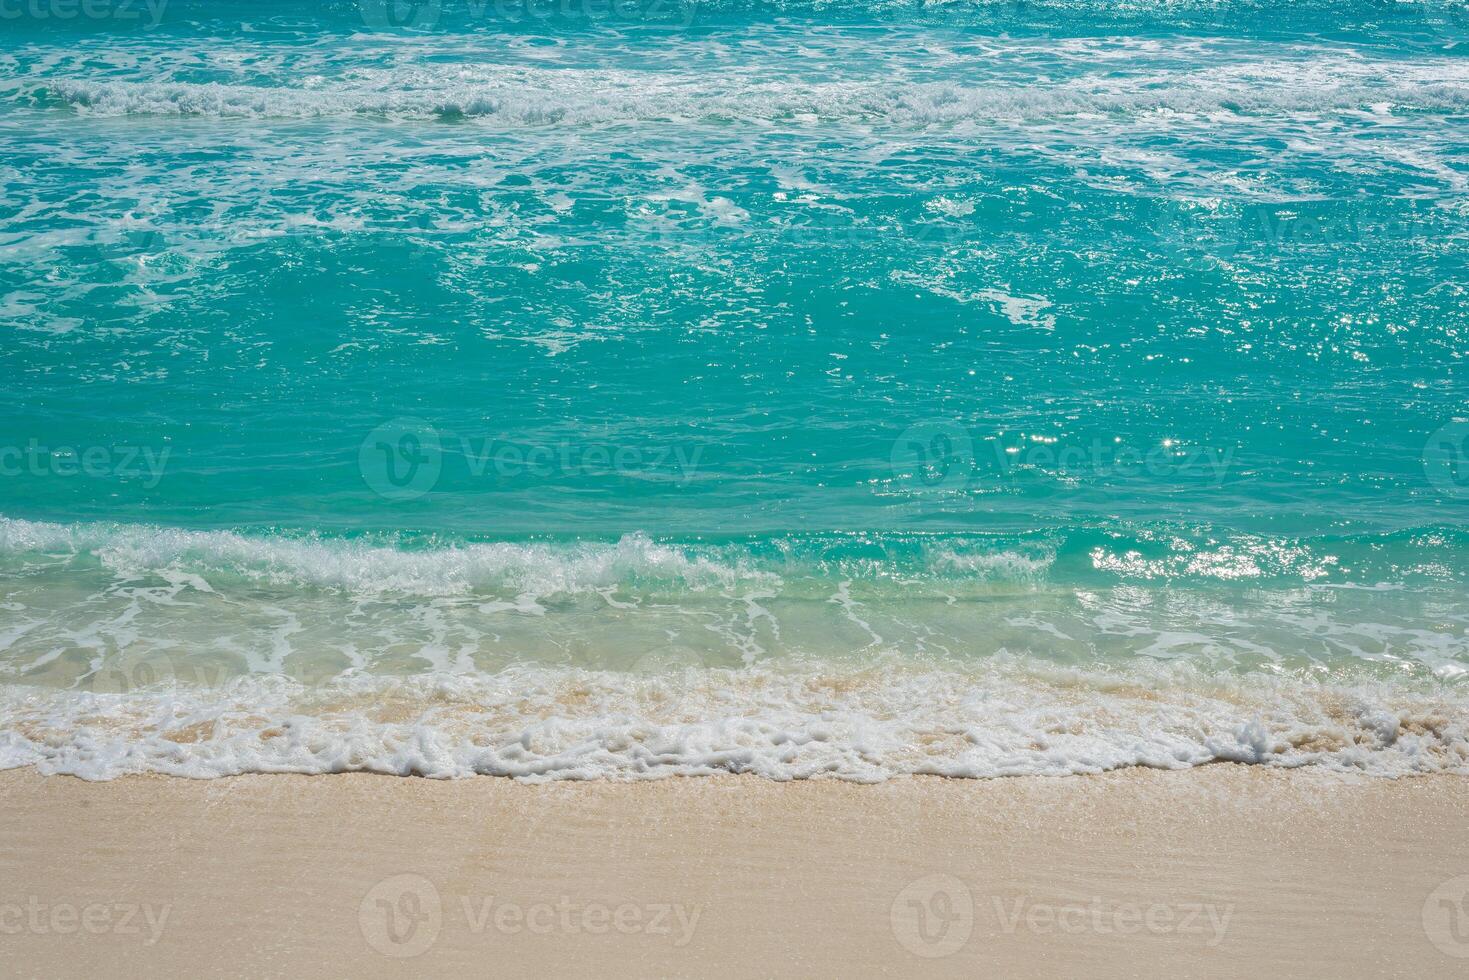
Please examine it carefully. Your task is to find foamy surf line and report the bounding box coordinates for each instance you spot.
[34,61,1469,125]
[2,662,1466,781]
[4,514,1466,591]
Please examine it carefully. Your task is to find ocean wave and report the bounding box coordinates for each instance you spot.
[1,660,1465,780]
[0,516,1058,596]
[0,518,778,596]
[4,516,1465,595]
[34,59,1469,125]
[3,517,1465,684]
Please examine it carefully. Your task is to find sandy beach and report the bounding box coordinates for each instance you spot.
[2,766,1466,977]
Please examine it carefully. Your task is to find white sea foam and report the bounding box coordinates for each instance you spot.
[2,516,1075,599]
[0,516,776,597]
[1,661,1465,781]
[38,58,1469,126]
[927,544,1055,580]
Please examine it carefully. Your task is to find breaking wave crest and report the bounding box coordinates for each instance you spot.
[36,60,1469,126]
[5,516,1466,597]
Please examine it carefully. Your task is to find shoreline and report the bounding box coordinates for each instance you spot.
[2,766,1467,977]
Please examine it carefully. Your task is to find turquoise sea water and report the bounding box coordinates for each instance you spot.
[1,1,1467,779]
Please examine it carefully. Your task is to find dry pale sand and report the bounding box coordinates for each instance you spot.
[1,765,1467,978]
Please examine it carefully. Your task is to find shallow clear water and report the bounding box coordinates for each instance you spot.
[1,1,1467,779]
